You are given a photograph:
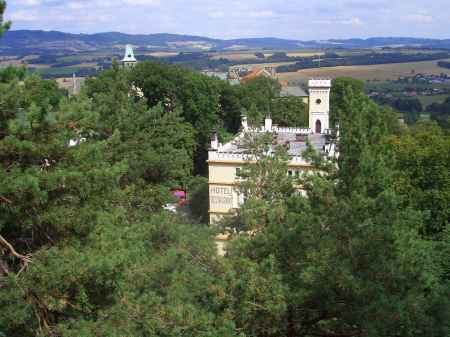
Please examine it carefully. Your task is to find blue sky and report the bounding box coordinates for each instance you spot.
[5,0,450,39]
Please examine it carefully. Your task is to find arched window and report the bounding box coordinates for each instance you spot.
[315,119,322,134]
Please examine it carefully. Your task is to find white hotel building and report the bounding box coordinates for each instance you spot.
[208,79,337,224]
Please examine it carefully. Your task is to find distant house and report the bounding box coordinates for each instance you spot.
[239,67,276,84]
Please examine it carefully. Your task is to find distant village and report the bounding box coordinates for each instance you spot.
[367,73,450,101]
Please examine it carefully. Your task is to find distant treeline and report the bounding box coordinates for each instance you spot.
[145,51,312,71]
[277,52,450,73]
[438,61,450,69]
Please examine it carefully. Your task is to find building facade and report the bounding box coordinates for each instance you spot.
[208,79,335,224]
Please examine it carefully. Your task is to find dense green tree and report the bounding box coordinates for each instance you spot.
[0,1,10,36]
[0,65,26,83]
[427,96,450,129]
[386,121,450,237]
[330,77,364,127]
[0,64,221,337]
[82,63,196,187]
[241,76,281,114]
[187,176,210,224]
[129,61,222,170]
[226,83,450,337]
[271,96,307,127]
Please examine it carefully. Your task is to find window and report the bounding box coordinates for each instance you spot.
[236,167,241,177]
[316,98,322,105]
[288,170,293,177]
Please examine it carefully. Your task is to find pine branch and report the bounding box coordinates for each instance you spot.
[0,234,32,274]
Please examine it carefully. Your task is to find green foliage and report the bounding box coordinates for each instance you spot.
[0,67,214,337]
[0,0,11,37]
[386,121,450,236]
[241,76,281,114]
[0,65,26,83]
[128,61,222,173]
[271,96,307,127]
[1,49,449,337]
[226,81,450,337]
[330,77,365,127]
[231,132,295,232]
[187,176,209,224]
[82,64,196,187]
[427,96,450,129]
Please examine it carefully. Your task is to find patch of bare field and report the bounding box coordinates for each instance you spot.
[0,59,23,67]
[56,77,86,90]
[277,59,450,82]
[286,51,324,57]
[146,52,179,57]
[27,64,51,69]
[231,61,297,70]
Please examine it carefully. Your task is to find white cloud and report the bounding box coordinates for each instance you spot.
[121,0,160,5]
[14,0,41,6]
[405,14,433,23]
[313,17,364,26]
[67,2,87,10]
[341,17,364,26]
[249,10,276,18]
[208,11,225,19]
[10,10,39,21]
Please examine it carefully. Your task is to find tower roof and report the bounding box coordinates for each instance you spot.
[122,44,137,63]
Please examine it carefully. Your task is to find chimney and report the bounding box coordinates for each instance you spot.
[265,115,272,132]
[210,130,219,150]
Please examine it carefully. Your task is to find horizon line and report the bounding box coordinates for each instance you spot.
[5,29,450,42]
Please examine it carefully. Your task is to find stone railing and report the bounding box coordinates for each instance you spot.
[209,150,311,166]
[288,156,310,166]
[309,79,332,87]
[273,127,312,134]
[209,152,254,162]
[239,126,313,134]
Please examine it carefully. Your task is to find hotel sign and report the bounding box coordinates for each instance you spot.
[210,186,234,209]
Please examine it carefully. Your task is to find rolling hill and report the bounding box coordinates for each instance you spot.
[2,30,450,56]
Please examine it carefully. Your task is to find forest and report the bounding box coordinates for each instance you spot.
[1,4,450,337]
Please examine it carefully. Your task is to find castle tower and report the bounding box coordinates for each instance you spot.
[308,79,331,134]
[122,44,137,68]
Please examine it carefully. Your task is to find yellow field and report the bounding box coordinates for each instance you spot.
[286,51,324,57]
[277,59,450,82]
[145,52,179,58]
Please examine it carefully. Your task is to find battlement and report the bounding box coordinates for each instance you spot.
[308,79,332,88]
[208,150,311,166]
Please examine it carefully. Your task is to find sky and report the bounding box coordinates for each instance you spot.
[4,0,450,40]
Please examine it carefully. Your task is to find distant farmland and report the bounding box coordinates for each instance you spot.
[210,50,324,61]
[277,59,450,82]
